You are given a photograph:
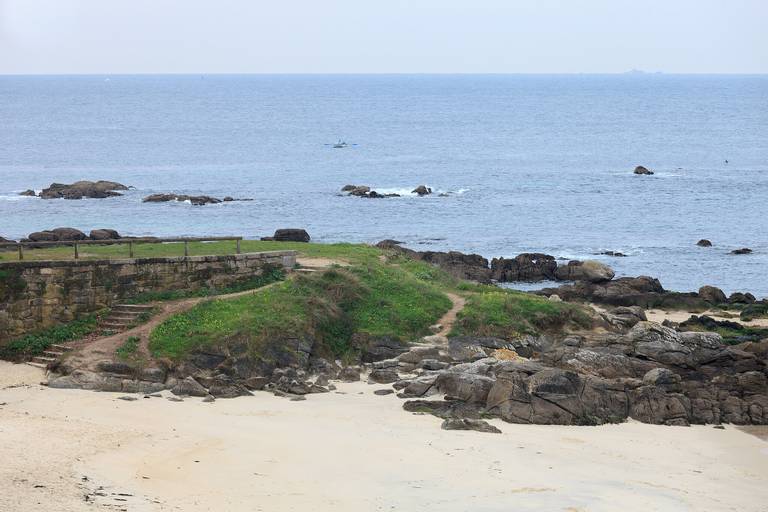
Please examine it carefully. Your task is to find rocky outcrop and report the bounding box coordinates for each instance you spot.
[40,181,129,200]
[376,240,492,283]
[396,321,768,426]
[143,193,224,205]
[26,227,88,243]
[491,254,557,282]
[554,260,615,283]
[412,185,432,196]
[633,166,654,175]
[19,189,36,197]
[697,239,712,247]
[538,276,710,310]
[731,248,753,255]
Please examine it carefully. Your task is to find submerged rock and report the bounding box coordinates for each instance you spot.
[731,248,753,255]
[412,185,432,196]
[697,239,713,247]
[19,189,36,197]
[633,166,654,175]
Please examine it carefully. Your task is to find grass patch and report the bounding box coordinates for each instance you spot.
[149,262,452,360]
[116,336,141,360]
[0,240,384,264]
[0,311,105,360]
[126,266,286,304]
[450,287,593,339]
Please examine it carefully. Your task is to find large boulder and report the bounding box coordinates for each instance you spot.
[696,239,712,247]
[698,285,727,305]
[377,241,492,283]
[19,189,36,197]
[27,230,58,242]
[554,260,615,283]
[272,229,311,243]
[89,229,121,240]
[412,185,432,196]
[51,227,87,241]
[40,180,128,200]
[491,253,557,282]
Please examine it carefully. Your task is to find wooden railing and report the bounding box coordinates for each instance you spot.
[0,236,244,261]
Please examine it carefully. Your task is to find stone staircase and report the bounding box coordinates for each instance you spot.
[29,343,73,369]
[100,304,155,332]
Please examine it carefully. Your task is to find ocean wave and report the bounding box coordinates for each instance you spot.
[360,186,469,197]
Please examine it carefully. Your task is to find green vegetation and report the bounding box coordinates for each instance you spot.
[126,266,286,304]
[450,287,593,339]
[116,336,141,360]
[740,303,768,322]
[149,262,452,360]
[0,311,105,360]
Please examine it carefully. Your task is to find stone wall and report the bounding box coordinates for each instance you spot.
[0,251,296,341]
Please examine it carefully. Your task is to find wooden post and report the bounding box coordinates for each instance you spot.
[236,239,241,254]
[74,243,79,259]
[129,241,134,258]
[184,240,189,257]
[18,244,23,260]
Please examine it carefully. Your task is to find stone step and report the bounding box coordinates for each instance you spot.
[101,323,130,330]
[107,312,143,319]
[43,350,64,358]
[32,356,56,364]
[112,304,155,311]
[27,362,48,369]
[49,344,73,352]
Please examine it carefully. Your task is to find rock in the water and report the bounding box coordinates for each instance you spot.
[731,248,753,255]
[40,180,128,200]
[142,193,222,205]
[633,166,654,175]
[698,285,727,305]
[554,260,615,283]
[697,239,712,247]
[491,253,557,282]
[89,229,121,240]
[272,229,310,243]
[19,189,36,197]
[441,418,501,434]
[412,185,432,196]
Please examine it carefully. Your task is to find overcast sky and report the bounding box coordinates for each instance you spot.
[0,0,766,74]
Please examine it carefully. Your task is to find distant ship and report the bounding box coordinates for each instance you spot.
[333,140,349,149]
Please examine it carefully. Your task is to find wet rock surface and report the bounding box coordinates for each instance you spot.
[39,181,130,200]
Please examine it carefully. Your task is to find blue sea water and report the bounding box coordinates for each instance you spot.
[0,74,766,296]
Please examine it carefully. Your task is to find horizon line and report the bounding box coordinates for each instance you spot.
[2,71,768,77]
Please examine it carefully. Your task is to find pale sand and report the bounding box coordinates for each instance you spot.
[645,308,768,328]
[1,362,767,512]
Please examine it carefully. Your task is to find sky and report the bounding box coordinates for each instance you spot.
[0,0,766,74]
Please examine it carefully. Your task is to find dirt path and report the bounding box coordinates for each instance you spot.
[436,292,466,337]
[66,285,280,372]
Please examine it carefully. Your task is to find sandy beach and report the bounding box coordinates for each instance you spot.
[1,361,766,512]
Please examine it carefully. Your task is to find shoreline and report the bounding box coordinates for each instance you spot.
[2,362,767,512]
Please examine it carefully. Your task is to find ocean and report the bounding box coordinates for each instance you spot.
[0,74,766,296]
